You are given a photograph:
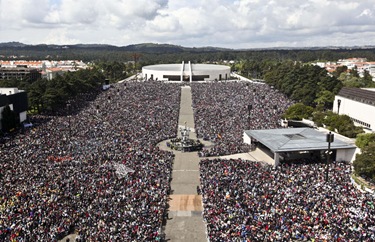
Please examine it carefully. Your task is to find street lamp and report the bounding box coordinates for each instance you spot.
[325,132,334,182]
[247,104,252,130]
[337,99,341,115]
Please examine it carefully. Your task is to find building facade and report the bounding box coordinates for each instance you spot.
[142,61,231,82]
[333,87,375,132]
[244,128,357,166]
[0,88,28,130]
[0,66,41,82]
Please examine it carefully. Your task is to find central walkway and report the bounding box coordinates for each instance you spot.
[159,86,208,242]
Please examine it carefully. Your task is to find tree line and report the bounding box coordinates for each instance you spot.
[3,44,375,63]
[354,133,375,183]
[0,68,107,115]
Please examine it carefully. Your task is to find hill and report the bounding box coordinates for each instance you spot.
[2,42,375,63]
[0,42,231,53]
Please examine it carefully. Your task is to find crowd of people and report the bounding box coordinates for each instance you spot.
[200,158,375,241]
[0,81,182,241]
[191,82,293,157]
[2,78,374,241]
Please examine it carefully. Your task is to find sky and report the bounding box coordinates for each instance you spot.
[1,0,375,49]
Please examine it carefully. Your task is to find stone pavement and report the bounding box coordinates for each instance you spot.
[58,234,77,242]
[160,86,208,242]
[59,85,274,242]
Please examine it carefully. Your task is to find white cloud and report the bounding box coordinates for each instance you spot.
[1,0,375,48]
[44,28,79,45]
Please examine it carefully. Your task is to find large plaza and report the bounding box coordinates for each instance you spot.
[1,79,374,241]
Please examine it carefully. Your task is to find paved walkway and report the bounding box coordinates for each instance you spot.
[60,85,274,242]
[159,86,208,242]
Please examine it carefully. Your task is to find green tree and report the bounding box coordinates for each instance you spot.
[28,78,47,113]
[356,133,375,149]
[314,90,335,110]
[264,63,342,107]
[353,142,375,180]
[338,68,375,88]
[313,111,363,138]
[363,70,373,83]
[351,67,360,78]
[332,65,348,78]
[283,103,314,120]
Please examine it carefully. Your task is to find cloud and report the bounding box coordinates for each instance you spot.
[1,0,375,48]
[44,28,79,45]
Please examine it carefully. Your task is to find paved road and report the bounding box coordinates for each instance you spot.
[60,85,268,242]
[161,86,208,242]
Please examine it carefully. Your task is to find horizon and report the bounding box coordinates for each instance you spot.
[1,0,375,49]
[2,41,375,51]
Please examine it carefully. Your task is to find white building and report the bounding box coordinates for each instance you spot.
[244,128,357,166]
[333,87,375,132]
[142,61,231,82]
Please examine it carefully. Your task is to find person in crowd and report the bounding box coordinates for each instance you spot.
[0,81,181,241]
[191,82,293,157]
[200,158,375,241]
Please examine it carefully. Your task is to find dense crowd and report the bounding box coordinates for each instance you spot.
[3,79,372,242]
[0,81,181,241]
[200,158,375,241]
[191,82,293,157]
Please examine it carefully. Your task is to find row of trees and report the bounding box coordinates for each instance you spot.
[0,68,108,115]
[3,45,375,63]
[354,133,375,182]
[0,61,140,117]
[263,61,343,109]
[95,61,135,83]
[233,60,375,108]
[27,68,106,113]
[283,103,363,138]
[333,65,375,88]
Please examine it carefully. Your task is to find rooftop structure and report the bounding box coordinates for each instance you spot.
[142,61,231,82]
[244,128,357,166]
[336,87,375,106]
[0,66,41,82]
[333,87,375,131]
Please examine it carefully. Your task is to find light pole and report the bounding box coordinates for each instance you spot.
[248,104,252,130]
[325,132,334,182]
[337,99,341,115]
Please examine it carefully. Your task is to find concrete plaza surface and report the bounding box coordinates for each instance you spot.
[160,86,272,241]
[59,85,272,242]
[161,86,208,242]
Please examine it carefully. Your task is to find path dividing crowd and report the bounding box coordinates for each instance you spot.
[1,81,181,241]
[1,79,374,242]
[162,85,208,242]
